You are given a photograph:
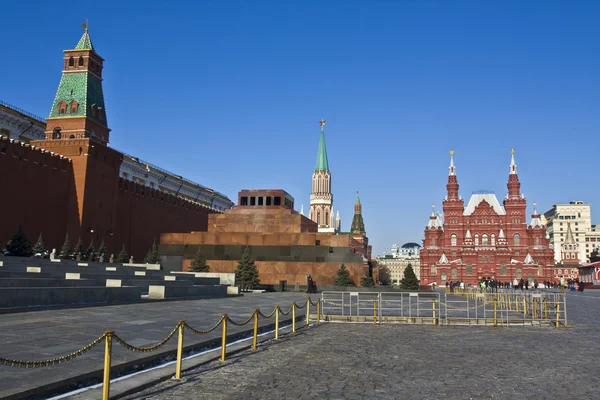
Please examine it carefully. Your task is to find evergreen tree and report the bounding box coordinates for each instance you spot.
[32,233,47,256]
[5,225,33,257]
[400,263,420,290]
[333,264,356,287]
[97,239,107,262]
[144,239,161,264]
[189,249,209,272]
[59,234,73,260]
[378,265,392,286]
[116,245,129,264]
[360,274,374,287]
[234,247,260,290]
[85,239,96,262]
[75,237,85,259]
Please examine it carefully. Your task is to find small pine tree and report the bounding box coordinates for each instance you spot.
[334,264,356,287]
[116,245,129,264]
[360,274,374,287]
[32,233,47,255]
[5,225,33,257]
[378,265,392,286]
[189,249,210,272]
[59,234,73,260]
[400,263,420,290]
[97,239,107,261]
[85,239,96,262]
[144,239,160,264]
[75,237,85,259]
[234,247,260,290]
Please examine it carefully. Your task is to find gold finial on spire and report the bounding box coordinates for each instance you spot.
[449,149,454,156]
[82,19,89,31]
[533,201,537,208]
[510,147,515,154]
[319,119,326,131]
[431,204,435,210]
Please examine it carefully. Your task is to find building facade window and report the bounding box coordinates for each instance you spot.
[491,234,496,246]
[451,234,457,246]
[466,264,472,274]
[431,266,437,275]
[482,234,489,246]
[501,263,506,275]
[451,268,457,279]
[474,234,479,246]
[514,233,520,246]
[441,272,447,281]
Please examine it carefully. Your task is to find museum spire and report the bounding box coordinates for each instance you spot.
[446,150,459,201]
[314,119,329,171]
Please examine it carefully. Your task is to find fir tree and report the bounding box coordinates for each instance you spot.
[85,239,96,262]
[144,239,160,264]
[189,249,209,272]
[97,239,107,262]
[333,264,356,287]
[234,247,260,290]
[5,225,33,257]
[360,274,374,287]
[32,233,47,256]
[378,265,392,286]
[75,237,85,259]
[400,263,420,290]
[116,245,129,264]
[59,234,73,260]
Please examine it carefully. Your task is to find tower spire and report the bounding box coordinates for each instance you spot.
[351,191,365,234]
[507,148,521,199]
[445,150,459,201]
[314,119,329,171]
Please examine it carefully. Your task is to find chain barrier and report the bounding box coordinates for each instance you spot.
[258,308,277,318]
[278,306,292,316]
[227,311,257,327]
[113,323,180,353]
[183,316,226,335]
[294,300,307,309]
[0,333,107,368]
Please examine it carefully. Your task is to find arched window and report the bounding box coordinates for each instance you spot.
[440,272,446,281]
[474,234,479,246]
[482,234,489,246]
[69,56,74,67]
[68,135,75,139]
[431,266,437,275]
[535,237,540,246]
[58,101,67,115]
[466,264,472,274]
[79,56,84,67]
[316,210,321,226]
[566,253,570,260]
[516,268,523,279]
[70,101,79,113]
[491,234,496,246]
[52,127,62,139]
[514,233,520,246]
[451,234,457,246]
[324,211,329,227]
[451,268,457,279]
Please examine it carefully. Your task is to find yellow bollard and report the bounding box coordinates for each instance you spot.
[275,306,280,340]
[556,303,561,328]
[220,316,228,361]
[317,299,321,322]
[102,331,113,400]
[493,299,497,327]
[252,310,258,349]
[432,299,436,326]
[533,298,537,319]
[515,296,519,312]
[544,299,548,319]
[373,299,377,325]
[175,321,184,380]
[292,303,296,333]
[523,297,527,318]
[306,299,310,327]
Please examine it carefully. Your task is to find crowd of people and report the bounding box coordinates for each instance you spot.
[445,277,585,292]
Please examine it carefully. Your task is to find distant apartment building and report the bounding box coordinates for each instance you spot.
[543,201,600,263]
[377,243,421,283]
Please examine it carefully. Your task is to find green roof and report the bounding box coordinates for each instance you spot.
[48,72,107,126]
[351,214,365,234]
[75,29,94,50]
[314,129,329,171]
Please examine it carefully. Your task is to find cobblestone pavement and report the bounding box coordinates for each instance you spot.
[123,290,600,400]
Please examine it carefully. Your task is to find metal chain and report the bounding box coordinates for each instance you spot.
[294,301,307,309]
[113,323,180,353]
[308,299,320,306]
[278,306,292,316]
[0,333,106,368]
[227,311,256,327]
[184,316,225,335]
[258,308,277,318]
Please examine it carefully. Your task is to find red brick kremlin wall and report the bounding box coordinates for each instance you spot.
[0,136,217,260]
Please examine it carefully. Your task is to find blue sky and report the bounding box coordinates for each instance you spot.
[1,0,599,255]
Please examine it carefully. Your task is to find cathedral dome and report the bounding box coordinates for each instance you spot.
[402,242,421,249]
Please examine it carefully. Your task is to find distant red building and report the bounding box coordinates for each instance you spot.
[420,150,555,286]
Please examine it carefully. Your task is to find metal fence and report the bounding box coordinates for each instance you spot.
[320,290,566,327]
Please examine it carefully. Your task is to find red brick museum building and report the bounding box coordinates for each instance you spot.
[419,150,555,287]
